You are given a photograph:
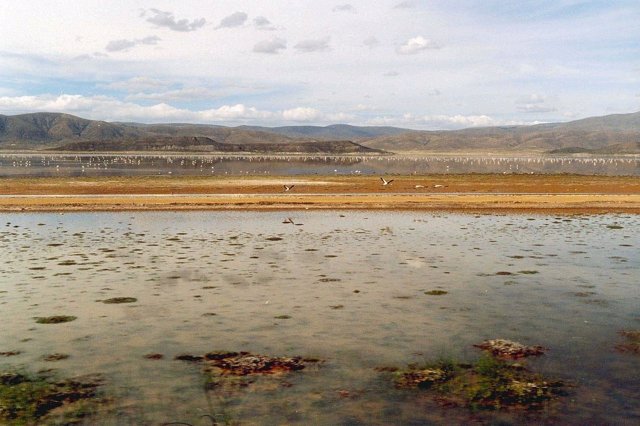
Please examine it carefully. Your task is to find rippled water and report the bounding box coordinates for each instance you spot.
[1,212,639,425]
[1,153,639,176]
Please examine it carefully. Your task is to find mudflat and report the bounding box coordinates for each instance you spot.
[1,175,639,212]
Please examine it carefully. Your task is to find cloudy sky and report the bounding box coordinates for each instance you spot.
[1,0,638,129]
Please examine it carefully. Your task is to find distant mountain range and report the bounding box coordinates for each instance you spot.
[1,111,639,154]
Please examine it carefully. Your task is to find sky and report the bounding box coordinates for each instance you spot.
[0,0,639,130]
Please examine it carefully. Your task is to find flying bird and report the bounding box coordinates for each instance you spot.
[380,177,394,186]
[284,184,295,192]
[282,217,303,226]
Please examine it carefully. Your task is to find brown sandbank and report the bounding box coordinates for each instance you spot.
[1,175,639,212]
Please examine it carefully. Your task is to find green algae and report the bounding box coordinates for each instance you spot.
[424,290,448,296]
[392,356,566,411]
[102,297,137,304]
[0,370,104,425]
[34,316,77,324]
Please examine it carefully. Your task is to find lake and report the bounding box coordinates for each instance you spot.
[1,153,639,177]
[1,211,639,424]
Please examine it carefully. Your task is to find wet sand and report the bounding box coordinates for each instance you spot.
[1,175,639,212]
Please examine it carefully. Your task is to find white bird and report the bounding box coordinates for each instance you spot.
[380,177,394,186]
[414,184,425,189]
[284,184,295,192]
[433,184,444,188]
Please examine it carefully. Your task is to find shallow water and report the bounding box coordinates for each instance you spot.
[1,211,639,425]
[1,153,639,177]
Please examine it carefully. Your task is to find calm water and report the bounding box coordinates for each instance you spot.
[1,211,639,425]
[1,153,639,176]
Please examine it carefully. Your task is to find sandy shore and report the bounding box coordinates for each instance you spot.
[1,175,639,212]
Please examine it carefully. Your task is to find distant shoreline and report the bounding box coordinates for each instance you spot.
[2,150,640,157]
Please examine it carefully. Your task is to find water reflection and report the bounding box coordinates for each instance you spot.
[0,212,639,424]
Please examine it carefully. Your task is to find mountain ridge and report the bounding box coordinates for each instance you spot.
[1,111,639,154]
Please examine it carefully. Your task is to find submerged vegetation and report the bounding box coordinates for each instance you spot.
[424,290,448,296]
[473,339,547,359]
[388,339,565,411]
[174,350,321,397]
[101,297,137,304]
[33,315,77,324]
[0,370,104,424]
[392,355,566,410]
[616,330,640,354]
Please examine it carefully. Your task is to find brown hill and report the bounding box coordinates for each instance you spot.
[0,113,140,147]
[55,136,381,154]
[0,113,381,154]
[360,112,640,153]
[2,111,640,154]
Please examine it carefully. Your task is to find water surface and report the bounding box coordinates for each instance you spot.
[1,212,639,424]
[1,153,638,177]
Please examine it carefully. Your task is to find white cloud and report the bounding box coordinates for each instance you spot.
[253,38,287,54]
[216,12,248,29]
[1,1,636,126]
[426,114,497,127]
[517,104,557,113]
[126,87,221,102]
[0,94,274,122]
[200,104,273,121]
[397,36,440,54]
[515,94,557,113]
[102,77,171,93]
[383,71,399,77]
[366,113,532,129]
[394,1,416,9]
[144,9,206,32]
[282,107,322,121]
[105,36,161,52]
[294,37,331,53]
[0,94,353,125]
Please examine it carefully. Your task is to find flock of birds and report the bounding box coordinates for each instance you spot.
[1,154,637,177]
[280,176,449,226]
[281,178,445,193]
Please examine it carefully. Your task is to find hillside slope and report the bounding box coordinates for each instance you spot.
[360,111,640,153]
[0,113,381,154]
[2,111,639,153]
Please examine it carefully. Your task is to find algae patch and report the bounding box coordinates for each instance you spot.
[34,315,77,324]
[391,356,566,410]
[615,330,640,354]
[424,290,448,296]
[0,370,105,424]
[102,297,137,304]
[474,339,547,359]
[178,351,321,395]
